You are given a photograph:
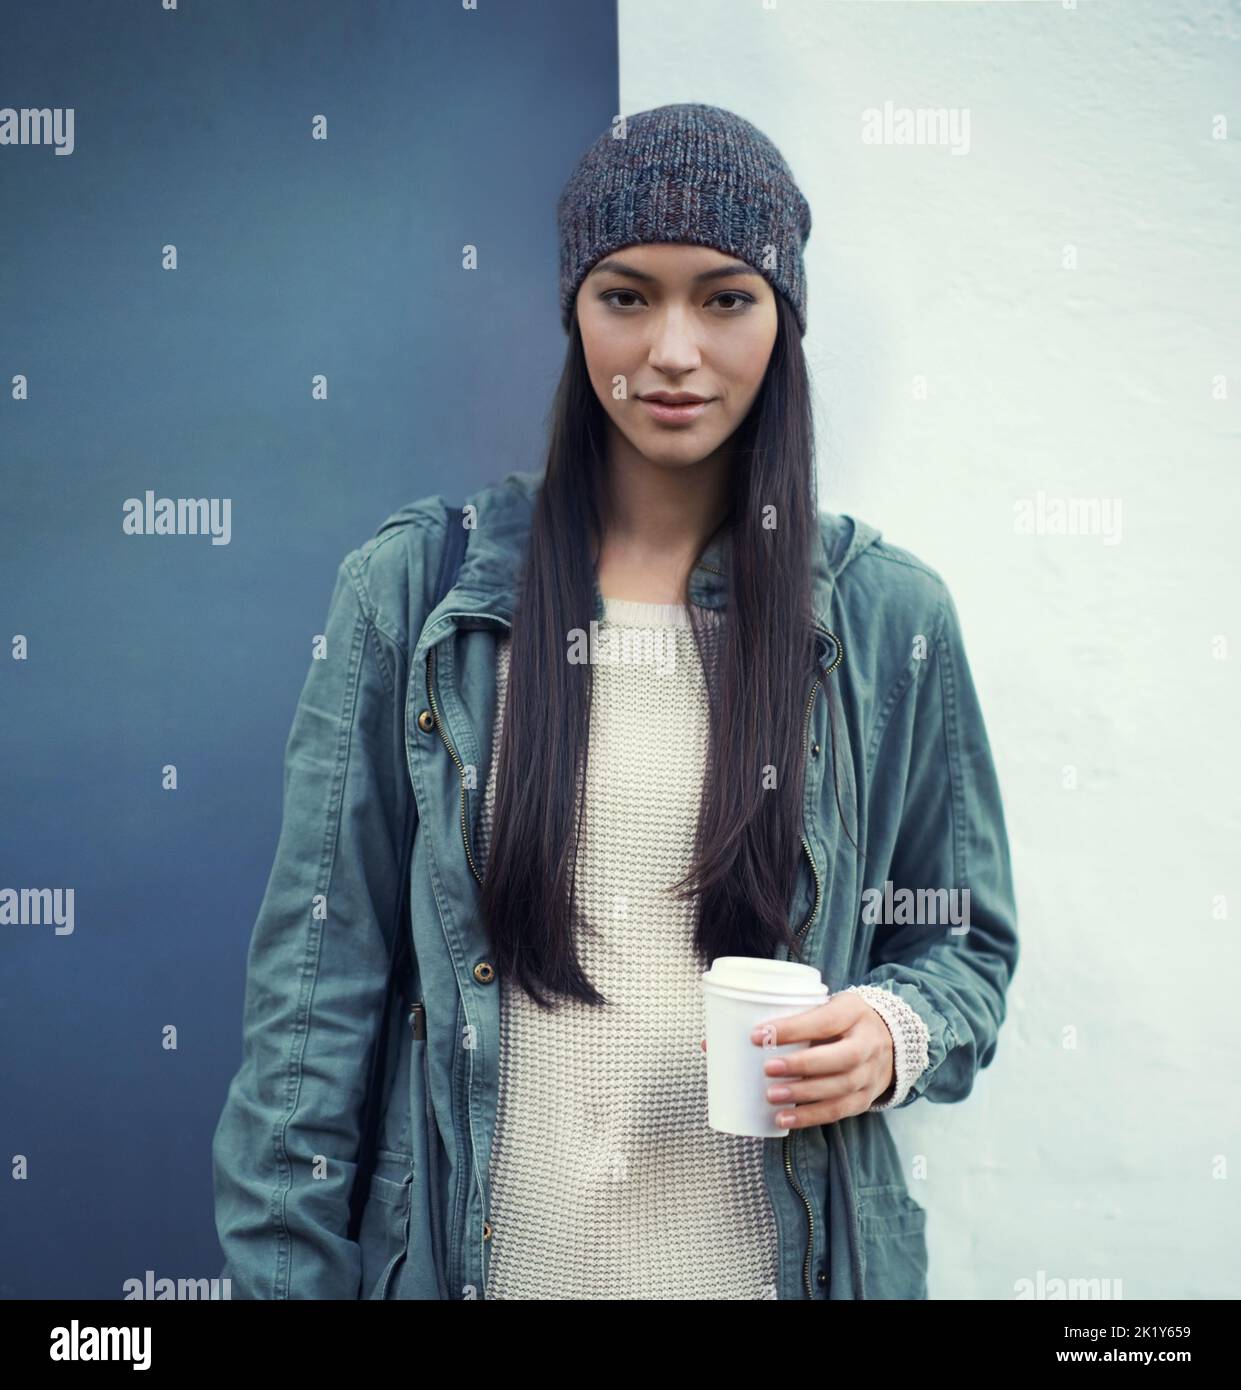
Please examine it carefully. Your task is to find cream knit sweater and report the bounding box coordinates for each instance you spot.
[474,595,928,1300]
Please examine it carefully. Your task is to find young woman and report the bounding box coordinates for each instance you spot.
[212,102,1019,1301]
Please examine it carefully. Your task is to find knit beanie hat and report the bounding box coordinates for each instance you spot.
[556,102,813,337]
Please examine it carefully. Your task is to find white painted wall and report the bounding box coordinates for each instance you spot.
[620,0,1240,1299]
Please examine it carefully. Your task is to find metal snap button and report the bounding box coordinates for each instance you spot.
[473,961,496,985]
[811,742,821,758]
[417,709,435,732]
[483,1221,492,1241]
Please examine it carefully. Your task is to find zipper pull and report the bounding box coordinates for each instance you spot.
[408,1002,426,1040]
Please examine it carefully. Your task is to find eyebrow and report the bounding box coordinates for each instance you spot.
[588,257,761,284]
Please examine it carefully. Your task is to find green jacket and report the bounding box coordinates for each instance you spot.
[211,467,1019,1299]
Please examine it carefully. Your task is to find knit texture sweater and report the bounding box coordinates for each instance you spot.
[474,595,928,1300]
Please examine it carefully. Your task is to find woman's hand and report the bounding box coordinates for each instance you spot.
[702,992,895,1127]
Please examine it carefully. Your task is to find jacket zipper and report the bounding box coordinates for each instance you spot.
[785,622,844,1300]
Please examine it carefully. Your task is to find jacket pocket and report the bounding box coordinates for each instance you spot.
[358,1149,413,1300]
[372,1002,443,1300]
[857,1183,929,1300]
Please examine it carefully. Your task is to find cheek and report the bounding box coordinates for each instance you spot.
[716,322,777,407]
[579,325,630,404]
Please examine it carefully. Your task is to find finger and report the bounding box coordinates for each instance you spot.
[773,1084,872,1129]
[751,992,866,1050]
[762,1035,864,1079]
[764,1069,861,1107]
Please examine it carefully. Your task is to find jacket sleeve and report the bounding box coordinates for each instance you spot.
[853,581,1019,1108]
[211,550,411,1298]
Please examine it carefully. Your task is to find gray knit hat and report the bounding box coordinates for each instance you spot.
[557,102,813,337]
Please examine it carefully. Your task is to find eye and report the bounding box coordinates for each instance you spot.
[601,289,645,309]
[710,291,755,312]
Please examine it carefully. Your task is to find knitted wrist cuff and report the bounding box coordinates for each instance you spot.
[844,984,931,1111]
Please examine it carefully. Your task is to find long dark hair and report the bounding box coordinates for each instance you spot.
[479,290,844,1009]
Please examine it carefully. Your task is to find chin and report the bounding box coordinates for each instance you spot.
[639,443,716,469]
[635,428,729,466]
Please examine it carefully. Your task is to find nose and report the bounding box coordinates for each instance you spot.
[646,303,702,378]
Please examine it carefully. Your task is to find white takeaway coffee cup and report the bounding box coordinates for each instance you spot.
[701,956,830,1138]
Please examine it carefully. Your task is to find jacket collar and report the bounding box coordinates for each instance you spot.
[410,470,881,672]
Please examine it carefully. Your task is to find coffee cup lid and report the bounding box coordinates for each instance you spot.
[702,955,828,998]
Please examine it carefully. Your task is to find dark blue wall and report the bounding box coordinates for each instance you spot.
[0,0,617,1297]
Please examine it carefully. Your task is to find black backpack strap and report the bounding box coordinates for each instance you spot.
[432,503,470,614]
[348,501,468,1244]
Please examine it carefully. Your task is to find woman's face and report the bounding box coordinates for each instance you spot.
[576,243,779,469]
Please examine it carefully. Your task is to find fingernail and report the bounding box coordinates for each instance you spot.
[776,1112,796,1127]
[767,1085,792,1102]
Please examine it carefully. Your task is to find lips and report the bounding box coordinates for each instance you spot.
[640,397,712,425]
[640,392,709,405]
